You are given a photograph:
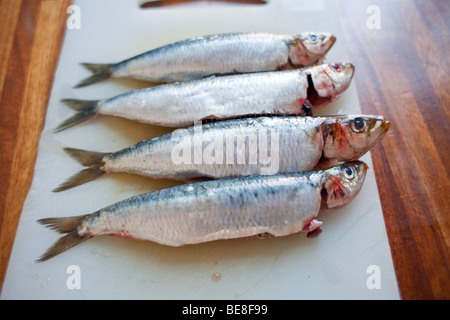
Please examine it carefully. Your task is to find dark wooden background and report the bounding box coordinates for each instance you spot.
[0,0,448,299]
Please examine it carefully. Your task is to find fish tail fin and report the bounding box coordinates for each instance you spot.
[75,63,113,88]
[54,99,99,132]
[81,63,111,74]
[53,148,109,192]
[37,215,92,262]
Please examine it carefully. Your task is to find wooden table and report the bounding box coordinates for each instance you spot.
[0,0,448,299]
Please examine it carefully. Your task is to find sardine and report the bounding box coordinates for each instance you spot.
[55,63,354,131]
[53,115,389,192]
[75,32,336,87]
[38,161,368,262]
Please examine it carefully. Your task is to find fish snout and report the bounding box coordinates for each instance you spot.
[321,34,336,54]
[382,118,391,133]
[352,160,369,176]
[370,116,391,141]
[340,62,355,79]
[314,32,336,52]
[347,115,390,159]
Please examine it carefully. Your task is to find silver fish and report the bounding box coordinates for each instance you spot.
[55,63,354,131]
[38,161,368,262]
[53,115,389,192]
[75,32,336,87]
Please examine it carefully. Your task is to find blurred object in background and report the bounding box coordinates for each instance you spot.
[139,0,268,8]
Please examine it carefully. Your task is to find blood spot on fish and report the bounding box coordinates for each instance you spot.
[307,227,322,238]
[201,114,219,121]
[300,217,315,233]
[211,272,222,282]
[108,232,139,240]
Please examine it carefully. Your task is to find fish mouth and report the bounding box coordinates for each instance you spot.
[371,117,391,141]
[322,35,336,55]
[374,119,391,142]
[343,62,355,77]
[352,160,369,175]
[356,116,390,155]
[383,119,391,132]
[334,62,355,83]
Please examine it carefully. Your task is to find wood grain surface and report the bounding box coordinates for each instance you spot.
[0,0,448,299]
[338,0,449,299]
[0,0,72,294]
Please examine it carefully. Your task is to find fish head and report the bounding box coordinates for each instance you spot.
[321,161,368,210]
[306,63,354,106]
[288,32,336,66]
[322,115,391,161]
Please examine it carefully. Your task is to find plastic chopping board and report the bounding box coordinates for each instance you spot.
[1,0,399,299]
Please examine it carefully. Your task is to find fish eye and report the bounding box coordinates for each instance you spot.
[350,117,366,133]
[309,33,318,43]
[341,164,355,180]
[330,63,341,72]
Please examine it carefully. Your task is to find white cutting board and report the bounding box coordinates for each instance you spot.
[1,0,399,299]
